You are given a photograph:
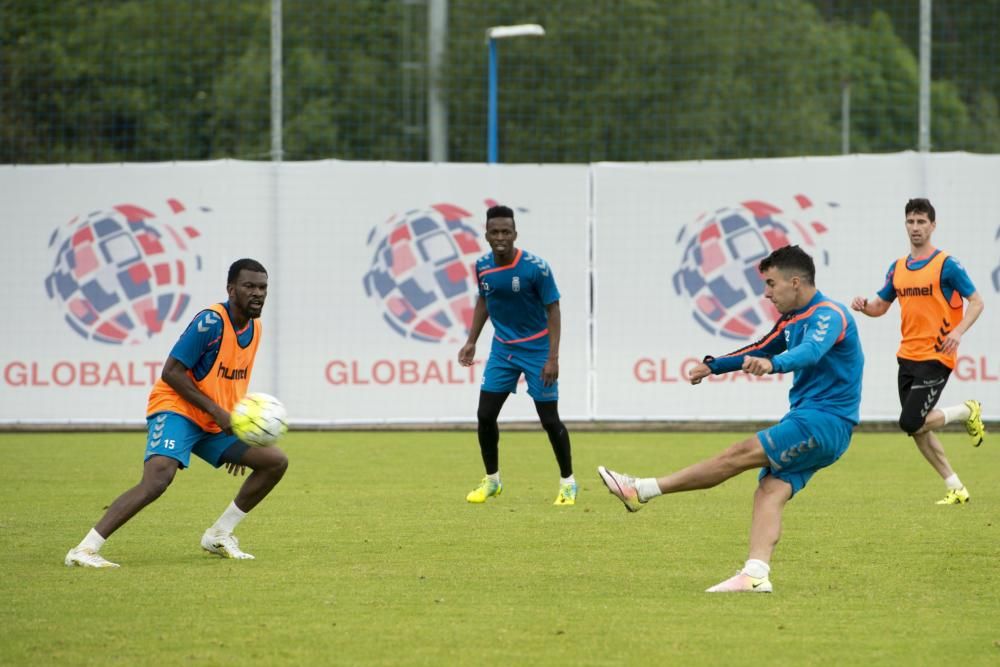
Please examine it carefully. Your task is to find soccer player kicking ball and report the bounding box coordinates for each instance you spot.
[851,198,986,505]
[65,259,289,568]
[459,205,577,506]
[599,245,863,593]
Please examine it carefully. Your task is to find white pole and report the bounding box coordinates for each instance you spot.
[841,80,851,155]
[270,0,283,162]
[270,0,283,397]
[428,0,448,162]
[918,0,931,152]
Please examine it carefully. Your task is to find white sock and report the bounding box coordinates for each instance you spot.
[743,559,770,579]
[487,472,500,483]
[944,473,963,490]
[210,501,247,535]
[560,475,576,486]
[940,403,972,425]
[79,528,106,552]
[636,478,662,502]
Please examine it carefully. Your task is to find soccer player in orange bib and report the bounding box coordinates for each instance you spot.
[851,198,986,505]
[65,259,289,567]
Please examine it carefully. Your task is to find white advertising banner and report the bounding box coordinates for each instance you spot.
[1,161,590,425]
[593,153,1000,421]
[2,161,279,424]
[275,162,591,423]
[2,153,997,425]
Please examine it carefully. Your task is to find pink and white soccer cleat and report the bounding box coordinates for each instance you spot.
[705,571,772,593]
[597,466,645,512]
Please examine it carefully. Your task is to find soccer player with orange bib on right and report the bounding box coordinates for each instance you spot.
[851,198,986,505]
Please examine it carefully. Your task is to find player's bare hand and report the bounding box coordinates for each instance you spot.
[224,462,247,477]
[742,356,773,376]
[458,343,476,367]
[850,297,868,313]
[214,409,233,434]
[940,330,962,355]
[687,362,711,385]
[541,359,559,387]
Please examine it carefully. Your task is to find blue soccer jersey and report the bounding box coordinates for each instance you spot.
[476,248,560,352]
[706,291,864,424]
[875,250,977,304]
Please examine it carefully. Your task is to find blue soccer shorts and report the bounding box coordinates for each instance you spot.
[481,344,558,402]
[144,412,246,469]
[756,408,854,496]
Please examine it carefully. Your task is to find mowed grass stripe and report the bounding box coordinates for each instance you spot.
[0,431,997,665]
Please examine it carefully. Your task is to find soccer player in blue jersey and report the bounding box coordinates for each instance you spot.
[599,245,864,593]
[851,198,985,505]
[65,259,288,568]
[458,205,576,506]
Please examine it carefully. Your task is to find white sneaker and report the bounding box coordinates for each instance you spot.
[705,571,772,593]
[65,546,119,568]
[597,465,646,512]
[201,530,255,560]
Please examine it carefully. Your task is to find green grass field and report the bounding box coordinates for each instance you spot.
[1,430,998,666]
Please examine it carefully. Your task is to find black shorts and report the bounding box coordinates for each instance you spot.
[897,357,951,433]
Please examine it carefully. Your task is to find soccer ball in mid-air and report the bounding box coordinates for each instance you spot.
[231,393,288,447]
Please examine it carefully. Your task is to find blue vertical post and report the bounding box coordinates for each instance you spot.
[487,38,499,164]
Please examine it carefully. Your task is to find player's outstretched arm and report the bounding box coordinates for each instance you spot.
[458,297,489,366]
[161,356,231,431]
[687,362,712,385]
[692,315,789,383]
[850,295,891,317]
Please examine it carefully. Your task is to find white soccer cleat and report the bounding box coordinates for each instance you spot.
[705,571,772,593]
[597,465,646,512]
[65,547,120,568]
[201,530,255,560]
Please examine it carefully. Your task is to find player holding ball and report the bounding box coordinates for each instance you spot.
[65,258,288,567]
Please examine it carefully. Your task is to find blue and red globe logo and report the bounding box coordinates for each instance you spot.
[672,195,834,341]
[363,203,484,343]
[44,199,204,345]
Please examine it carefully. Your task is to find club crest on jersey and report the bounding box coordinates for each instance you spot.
[512,277,521,292]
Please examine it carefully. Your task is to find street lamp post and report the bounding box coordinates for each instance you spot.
[486,24,545,164]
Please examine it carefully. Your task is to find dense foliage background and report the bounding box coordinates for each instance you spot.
[2,0,998,163]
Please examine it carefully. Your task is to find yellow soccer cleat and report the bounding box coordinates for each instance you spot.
[964,399,985,447]
[553,482,578,506]
[466,477,502,503]
[936,486,970,505]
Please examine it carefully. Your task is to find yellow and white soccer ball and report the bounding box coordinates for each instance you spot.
[231,392,288,447]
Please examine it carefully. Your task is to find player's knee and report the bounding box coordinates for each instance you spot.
[277,451,289,475]
[756,476,792,503]
[898,414,924,436]
[141,457,177,498]
[268,449,289,474]
[142,473,174,499]
[262,448,289,476]
[477,408,500,425]
[539,415,563,435]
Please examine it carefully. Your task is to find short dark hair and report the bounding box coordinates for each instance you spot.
[905,197,936,221]
[227,258,267,285]
[758,245,815,285]
[486,205,515,229]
